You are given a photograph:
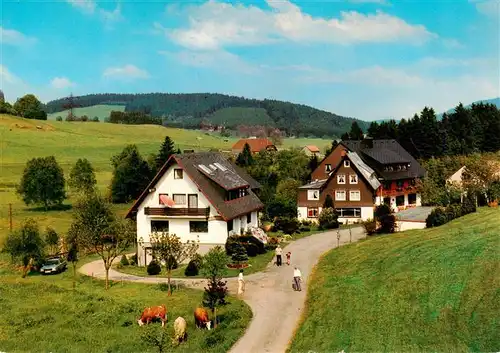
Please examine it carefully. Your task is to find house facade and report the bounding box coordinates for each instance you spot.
[301,145,321,157]
[299,139,426,224]
[126,152,264,266]
[232,137,277,154]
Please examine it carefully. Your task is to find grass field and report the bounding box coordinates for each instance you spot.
[47,104,126,121]
[289,207,500,353]
[0,253,251,352]
[208,107,275,127]
[0,114,330,247]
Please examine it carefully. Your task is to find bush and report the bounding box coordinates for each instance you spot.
[184,254,203,276]
[426,207,448,228]
[461,195,477,215]
[231,243,248,265]
[362,219,377,236]
[379,214,396,234]
[318,208,339,230]
[225,235,240,256]
[56,116,62,122]
[374,204,392,220]
[265,244,277,251]
[147,260,161,275]
[299,226,310,232]
[120,254,129,266]
[244,243,259,257]
[239,235,265,254]
[274,217,300,234]
[130,253,138,266]
[92,116,99,122]
[445,203,463,220]
[301,220,313,227]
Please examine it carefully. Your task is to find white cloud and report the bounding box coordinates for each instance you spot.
[99,4,124,26]
[164,0,436,50]
[67,0,96,14]
[470,0,500,17]
[160,49,259,74]
[442,38,465,49]
[0,27,37,46]
[50,77,75,89]
[103,64,150,79]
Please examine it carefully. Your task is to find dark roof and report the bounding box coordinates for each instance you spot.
[341,139,426,181]
[196,163,249,190]
[125,152,263,221]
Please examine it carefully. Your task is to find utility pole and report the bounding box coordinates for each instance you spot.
[9,203,12,232]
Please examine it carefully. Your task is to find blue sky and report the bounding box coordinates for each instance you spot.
[1,0,499,120]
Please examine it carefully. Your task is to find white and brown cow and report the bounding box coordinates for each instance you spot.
[194,307,211,330]
[137,304,167,327]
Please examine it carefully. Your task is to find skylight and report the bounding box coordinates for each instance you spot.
[213,162,227,171]
[198,164,213,174]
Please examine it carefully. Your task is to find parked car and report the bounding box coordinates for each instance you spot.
[40,257,67,275]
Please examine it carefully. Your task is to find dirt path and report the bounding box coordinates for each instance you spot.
[78,227,366,353]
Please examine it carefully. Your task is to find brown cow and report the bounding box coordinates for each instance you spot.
[194,307,211,330]
[137,304,167,327]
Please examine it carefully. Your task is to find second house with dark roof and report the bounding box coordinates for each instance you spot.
[298,138,426,224]
[126,152,264,266]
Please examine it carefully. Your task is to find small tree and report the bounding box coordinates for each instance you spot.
[231,242,248,266]
[70,192,135,289]
[236,143,254,167]
[201,246,229,327]
[45,227,59,256]
[323,194,334,208]
[147,232,199,295]
[65,231,79,289]
[4,218,45,278]
[155,136,176,172]
[318,207,339,230]
[13,94,44,119]
[17,156,66,210]
[68,158,97,194]
[140,325,168,353]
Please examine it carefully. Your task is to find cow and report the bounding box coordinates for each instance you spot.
[172,317,187,344]
[137,304,167,327]
[194,307,211,330]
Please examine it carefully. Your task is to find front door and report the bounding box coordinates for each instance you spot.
[188,194,198,208]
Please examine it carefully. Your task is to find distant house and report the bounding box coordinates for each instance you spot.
[447,164,500,188]
[232,137,277,154]
[125,152,264,266]
[298,138,426,225]
[302,145,321,157]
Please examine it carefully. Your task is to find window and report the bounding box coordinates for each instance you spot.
[174,168,183,179]
[325,164,332,172]
[307,190,320,200]
[396,195,405,206]
[151,220,169,232]
[349,174,358,184]
[188,194,198,208]
[336,208,361,218]
[307,207,319,218]
[247,213,252,224]
[408,193,417,205]
[349,190,361,201]
[344,160,350,168]
[337,174,346,184]
[227,188,248,201]
[159,193,169,205]
[335,190,346,201]
[173,194,186,205]
[383,197,391,205]
[227,220,233,232]
[190,221,208,233]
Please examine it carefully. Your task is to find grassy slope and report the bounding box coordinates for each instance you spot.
[0,254,251,353]
[47,104,126,120]
[207,107,275,127]
[289,207,500,353]
[0,114,330,245]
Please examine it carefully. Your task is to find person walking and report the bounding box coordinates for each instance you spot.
[237,269,245,297]
[275,245,283,266]
[286,251,291,265]
[293,266,302,291]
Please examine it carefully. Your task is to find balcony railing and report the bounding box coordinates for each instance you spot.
[144,207,210,217]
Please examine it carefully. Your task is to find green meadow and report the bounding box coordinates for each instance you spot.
[289,207,500,353]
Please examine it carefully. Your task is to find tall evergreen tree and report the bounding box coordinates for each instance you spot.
[155,136,176,171]
[236,143,254,167]
[367,121,380,138]
[418,107,441,158]
[349,121,364,140]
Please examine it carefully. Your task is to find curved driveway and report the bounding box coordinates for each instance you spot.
[79,227,366,353]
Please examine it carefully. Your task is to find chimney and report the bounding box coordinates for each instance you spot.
[361,137,373,149]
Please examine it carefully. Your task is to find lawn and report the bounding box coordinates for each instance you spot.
[47,104,126,121]
[289,207,500,353]
[0,114,330,246]
[0,253,252,353]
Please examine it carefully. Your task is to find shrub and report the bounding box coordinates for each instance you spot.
[239,235,266,254]
[299,226,310,232]
[120,254,129,266]
[445,204,463,220]
[56,116,62,121]
[184,254,203,276]
[426,207,448,228]
[147,260,161,275]
[130,254,138,266]
[318,208,339,230]
[301,219,313,227]
[231,243,248,265]
[158,283,169,292]
[225,235,240,256]
[461,195,477,215]
[92,116,99,122]
[268,237,280,245]
[362,218,377,236]
[274,217,300,234]
[374,204,392,220]
[265,244,277,251]
[244,243,259,257]
[379,214,396,234]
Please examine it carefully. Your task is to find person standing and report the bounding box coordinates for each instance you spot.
[237,269,245,297]
[293,266,302,291]
[286,251,291,266]
[275,245,283,266]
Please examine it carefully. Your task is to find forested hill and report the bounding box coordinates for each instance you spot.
[44,93,368,138]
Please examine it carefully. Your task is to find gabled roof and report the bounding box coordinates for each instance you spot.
[347,152,381,190]
[304,145,320,153]
[125,152,263,221]
[232,138,275,152]
[298,179,328,189]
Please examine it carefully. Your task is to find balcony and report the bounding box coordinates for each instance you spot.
[144,207,210,217]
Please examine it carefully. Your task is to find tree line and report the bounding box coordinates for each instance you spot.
[1,94,47,120]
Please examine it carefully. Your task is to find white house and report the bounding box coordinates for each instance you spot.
[126,152,264,266]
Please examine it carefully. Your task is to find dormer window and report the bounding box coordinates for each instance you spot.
[325,164,332,172]
[344,160,350,168]
[337,174,346,184]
